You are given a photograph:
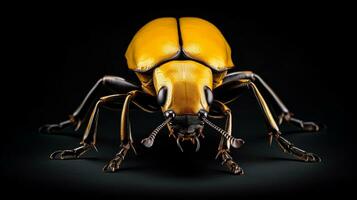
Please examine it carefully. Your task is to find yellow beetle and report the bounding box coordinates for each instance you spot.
[40,17,321,174]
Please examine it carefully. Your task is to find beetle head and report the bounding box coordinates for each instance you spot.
[152,60,214,151]
[153,60,213,116]
[154,60,214,134]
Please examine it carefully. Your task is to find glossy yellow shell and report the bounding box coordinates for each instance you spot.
[179,17,234,71]
[125,17,234,114]
[125,18,180,72]
[125,17,234,72]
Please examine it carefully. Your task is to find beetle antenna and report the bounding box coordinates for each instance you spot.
[141,117,173,148]
[201,116,245,149]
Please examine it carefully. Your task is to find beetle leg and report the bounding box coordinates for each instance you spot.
[248,82,281,134]
[211,101,234,151]
[278,112,320,132]
[81,94,127,144]
[274,134,321,162]
[103,92,136,172]
[50,143,94,160]
[39,76,139,134]
[250,73,320,131]
[103,90,158,172]
[39,119,79,134]
[118,91,138,146]
[214,77,321,162]
[49,94,126,159]
[103,143,130,172]
[216,149,244,175]
[248,82,321,162]
[209,101,244,175]
[216,71,321,132]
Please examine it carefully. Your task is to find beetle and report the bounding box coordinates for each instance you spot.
[40,17,321,174]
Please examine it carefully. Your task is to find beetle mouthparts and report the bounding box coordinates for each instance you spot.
[176,133,201,152]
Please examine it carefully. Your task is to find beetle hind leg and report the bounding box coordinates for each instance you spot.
[278,112,320,132]
[251,73,321,132]
[39,118,81,134]
[39,76,139,134]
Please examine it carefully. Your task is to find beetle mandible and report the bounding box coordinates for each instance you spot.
[40,17,321,174]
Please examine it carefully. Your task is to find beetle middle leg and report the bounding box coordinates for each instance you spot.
[103,90,160,172]
[50,94,127,160]
[248,82,321,162]
[209,101,244,175]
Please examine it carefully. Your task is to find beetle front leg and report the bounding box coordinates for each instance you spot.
[211,101,244,175]
[216,149,244,174]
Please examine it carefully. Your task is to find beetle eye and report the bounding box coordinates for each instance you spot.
[204,86,213,106]
[157,86,168,106]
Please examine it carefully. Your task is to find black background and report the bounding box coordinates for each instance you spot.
[2,3,353,199]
